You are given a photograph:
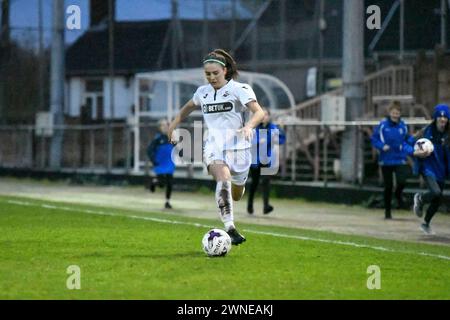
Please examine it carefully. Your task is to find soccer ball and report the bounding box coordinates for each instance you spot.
[414,138,434,154]
[202,229,232,257]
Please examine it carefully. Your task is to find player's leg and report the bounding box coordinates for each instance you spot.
[394,164,409,209]
[247,166,260,214]
[381,165,394,219]
[147,175,157,193]
[227,148,251,201]
[417,176,442,234]
[208,162,246,245]
[209,163,233,230]
[422,179,444,234]
[413,176,426,217]
[156,174,164,188]
[164,174,173,209]
[261,175,273,214]
[231,184,245,201]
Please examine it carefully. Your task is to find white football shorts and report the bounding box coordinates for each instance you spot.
[203,142,251,186]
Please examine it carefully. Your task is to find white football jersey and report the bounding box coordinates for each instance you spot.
[192,79,257,150]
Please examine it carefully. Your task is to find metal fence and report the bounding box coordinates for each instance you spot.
[0,118,433,187]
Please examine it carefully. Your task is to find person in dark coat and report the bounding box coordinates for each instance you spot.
[247,108,286,215]
[371,101,415,219]
[412,104,450,235]
[147,119,176,209]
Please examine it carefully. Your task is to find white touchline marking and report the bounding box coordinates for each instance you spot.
[5,199,450,261]
[6,200,33,206]
[243,229,450,261]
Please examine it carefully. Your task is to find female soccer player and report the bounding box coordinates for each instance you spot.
[413,104,450,235]
[371,101,414,219]
[168,49,265,245]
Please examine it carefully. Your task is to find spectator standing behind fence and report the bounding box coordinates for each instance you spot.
[147,119,175,209]
[371,101,415,219]
[412,104,450,235]
[247,108,286,215]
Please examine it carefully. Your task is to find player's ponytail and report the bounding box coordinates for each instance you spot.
[203,49,239,81]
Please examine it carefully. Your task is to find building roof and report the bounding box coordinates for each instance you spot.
[66,20,170,76]
[66,19,250,77]
[66,0,449,77]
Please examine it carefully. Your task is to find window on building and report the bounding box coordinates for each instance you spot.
[84,79,104,120]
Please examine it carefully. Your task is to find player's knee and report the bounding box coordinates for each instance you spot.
[211,168,231,182]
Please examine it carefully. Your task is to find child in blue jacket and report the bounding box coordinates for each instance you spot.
[413,104,450,235]
[147,119,176,209]
[371,101,415,219]
[247,108,286,215]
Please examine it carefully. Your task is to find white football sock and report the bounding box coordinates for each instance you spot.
[215,181,235,231]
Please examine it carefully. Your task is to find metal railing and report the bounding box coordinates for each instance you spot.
[273,65,415,146]
[0,118,432,187]
[282,65,414,120]
[279,118,429,184]
[0,123,134,172]
[364,65,414,116]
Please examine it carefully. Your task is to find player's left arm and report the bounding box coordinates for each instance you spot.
[273,124,286,145]
[147,135,159,164]
[238,101,265,140]
[402,125,415,156]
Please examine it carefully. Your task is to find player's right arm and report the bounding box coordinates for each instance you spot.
[414,149,431,158]
[412,127,430,158]
[371,123,389,152]
[168,99,199,144]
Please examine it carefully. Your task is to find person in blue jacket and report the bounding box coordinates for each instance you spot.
[412,104,450,235]
[247,108,286,215]
[147,119,176,209]
[371,101,415,219]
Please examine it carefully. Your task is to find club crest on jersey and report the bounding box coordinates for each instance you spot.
[222,91,230,98]
[202,102,233,114]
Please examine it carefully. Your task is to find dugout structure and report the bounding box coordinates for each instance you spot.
[132,68,296,173]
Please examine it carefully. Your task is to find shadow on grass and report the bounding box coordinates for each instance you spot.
[387,217,417,222]
[122,251,206,259]
[419,236,450,244]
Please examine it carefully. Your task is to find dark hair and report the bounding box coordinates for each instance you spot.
[203,49,238,81]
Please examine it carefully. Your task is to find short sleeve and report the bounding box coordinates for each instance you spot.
[236,84,257,107]
[192,88,201,106]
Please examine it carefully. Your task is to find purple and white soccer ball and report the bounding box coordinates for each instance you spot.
[202,228,232,257]
[414,138,434,154]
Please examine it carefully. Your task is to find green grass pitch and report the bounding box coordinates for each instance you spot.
[0,195,449,300]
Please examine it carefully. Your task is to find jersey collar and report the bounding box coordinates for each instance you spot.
[210,79,234,92]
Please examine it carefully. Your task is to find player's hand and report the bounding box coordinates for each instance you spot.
[237,126,254,141]
[414,149,431,158]
[382,145,390,152]
[168,124,177,144]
